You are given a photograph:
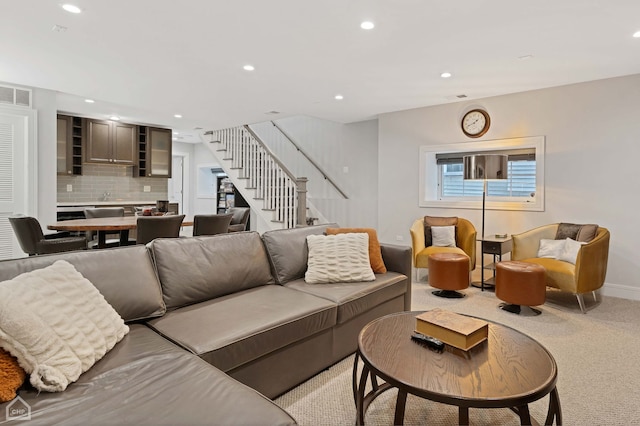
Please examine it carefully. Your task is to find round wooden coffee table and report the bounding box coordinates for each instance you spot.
[353,311,561,425]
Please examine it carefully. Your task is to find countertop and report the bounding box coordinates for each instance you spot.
[57,201,167,211]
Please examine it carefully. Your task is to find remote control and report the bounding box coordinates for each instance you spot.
[411,332,445,351]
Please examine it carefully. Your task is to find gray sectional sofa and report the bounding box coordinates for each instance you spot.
[0,224,411,425]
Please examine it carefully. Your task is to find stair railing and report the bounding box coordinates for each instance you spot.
[209,126,307,228]
[268,121,348,199]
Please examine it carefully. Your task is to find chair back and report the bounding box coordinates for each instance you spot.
[8,216,45,255]
[84,207,125,240]
[136,215,185,245]
[228,207,250,232]
[193,214,233,236]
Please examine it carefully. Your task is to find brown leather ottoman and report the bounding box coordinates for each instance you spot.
[427,253,470,298]
[495,260,546,315]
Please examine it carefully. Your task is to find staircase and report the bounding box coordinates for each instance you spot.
[204,126,319,231]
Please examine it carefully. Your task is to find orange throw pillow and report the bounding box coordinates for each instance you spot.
[0,348,26,402]
[325,228,387,273]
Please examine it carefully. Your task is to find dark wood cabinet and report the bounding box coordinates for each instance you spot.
[85,118,136,165]
[136,126,172,177]
[56,114,83,175]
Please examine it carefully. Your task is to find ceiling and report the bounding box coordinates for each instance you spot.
[2,1,640,143]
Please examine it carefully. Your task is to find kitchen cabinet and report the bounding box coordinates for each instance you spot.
[85,118,136,165]
[136,126,172,177]
[56,114,84,175]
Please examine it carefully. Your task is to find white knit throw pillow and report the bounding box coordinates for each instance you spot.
[0,260,129,392]
[305,233,375,284]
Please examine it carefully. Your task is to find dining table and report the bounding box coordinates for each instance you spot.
[48,216,194,249]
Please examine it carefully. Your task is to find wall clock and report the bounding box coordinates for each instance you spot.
[461,109,490,138]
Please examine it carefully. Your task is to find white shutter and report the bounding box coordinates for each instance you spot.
[0,111,29,259]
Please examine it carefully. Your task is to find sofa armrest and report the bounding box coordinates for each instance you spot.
[575,227,610,293]
[512,224,558,260]
[380,243,412,310]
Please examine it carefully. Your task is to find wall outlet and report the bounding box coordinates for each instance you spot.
[396,235,404,241]
[143,186,151,192]
[66,184,72,192]
[343,166,349,173]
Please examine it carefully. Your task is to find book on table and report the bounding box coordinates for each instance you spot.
[415,309,488,351]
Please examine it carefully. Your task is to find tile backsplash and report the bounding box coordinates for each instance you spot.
[57,164,167,203]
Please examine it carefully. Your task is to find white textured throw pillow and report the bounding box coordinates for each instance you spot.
[558,238,586,264]
[0,260,129,392]
[431,226,456,247]
[537,239,566,259]
[305,233,375,284]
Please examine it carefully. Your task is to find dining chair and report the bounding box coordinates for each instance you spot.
[228,207,250,232]
[84,207,135,248]
[136,214,185,245]
[8,215,87,256]
[192,214,233,237]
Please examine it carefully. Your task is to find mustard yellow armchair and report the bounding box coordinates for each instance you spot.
[511,224,610,313]
[410,217,477,280]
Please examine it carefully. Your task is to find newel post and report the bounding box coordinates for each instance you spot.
[295,177,308,227]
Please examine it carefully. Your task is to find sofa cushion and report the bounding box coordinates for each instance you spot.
[424,216,458,247]
[0,260,129,392]
[305,233,375,284]
[325,228,387,273]
[555,223,599,242]
[537,238,566,258]
[3,324,296,426]
[431,225,456,247]
[147,285,336,372]
[149,232,274,310]
[284,272,407,324]
[261,223,339,284]
[0,246,165,323]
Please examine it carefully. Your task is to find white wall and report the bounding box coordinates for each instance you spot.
[378,74,640,300]
[255,116,379,228]
[35,88,58,227]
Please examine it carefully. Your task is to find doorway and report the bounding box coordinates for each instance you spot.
[168,152,190,216]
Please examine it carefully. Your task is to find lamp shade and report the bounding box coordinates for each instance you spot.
[463,154,508,180]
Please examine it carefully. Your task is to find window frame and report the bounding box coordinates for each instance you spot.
[419,136,545,212]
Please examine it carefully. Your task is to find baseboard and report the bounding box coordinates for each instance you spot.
[601,282,640,301]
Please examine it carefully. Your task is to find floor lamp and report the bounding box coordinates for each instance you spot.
[463,154,508,290]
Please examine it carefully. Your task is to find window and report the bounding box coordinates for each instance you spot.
[419,136,545,211]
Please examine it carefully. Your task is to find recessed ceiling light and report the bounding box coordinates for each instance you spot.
[109,116,120,121]
[84,99,94,103]
[61,4,82,13]
[634,31,640,38]
[243,65,255,71]
[335,94,344,100]
[360,21,375,30]
[174,114,182,118]
[440,72,452,78]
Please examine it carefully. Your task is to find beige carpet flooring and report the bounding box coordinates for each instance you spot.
[275,283,640,425]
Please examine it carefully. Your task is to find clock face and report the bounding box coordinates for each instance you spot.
[462,109,490,138]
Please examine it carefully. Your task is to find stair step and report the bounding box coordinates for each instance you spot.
[263,208,276,211]
[216,149,226,152]
[270,220,284,223]
[230,167,242,170]
[237,177,249,180]
[222,158,233,160]
[253,197,264,200]
[246,187,256,189]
